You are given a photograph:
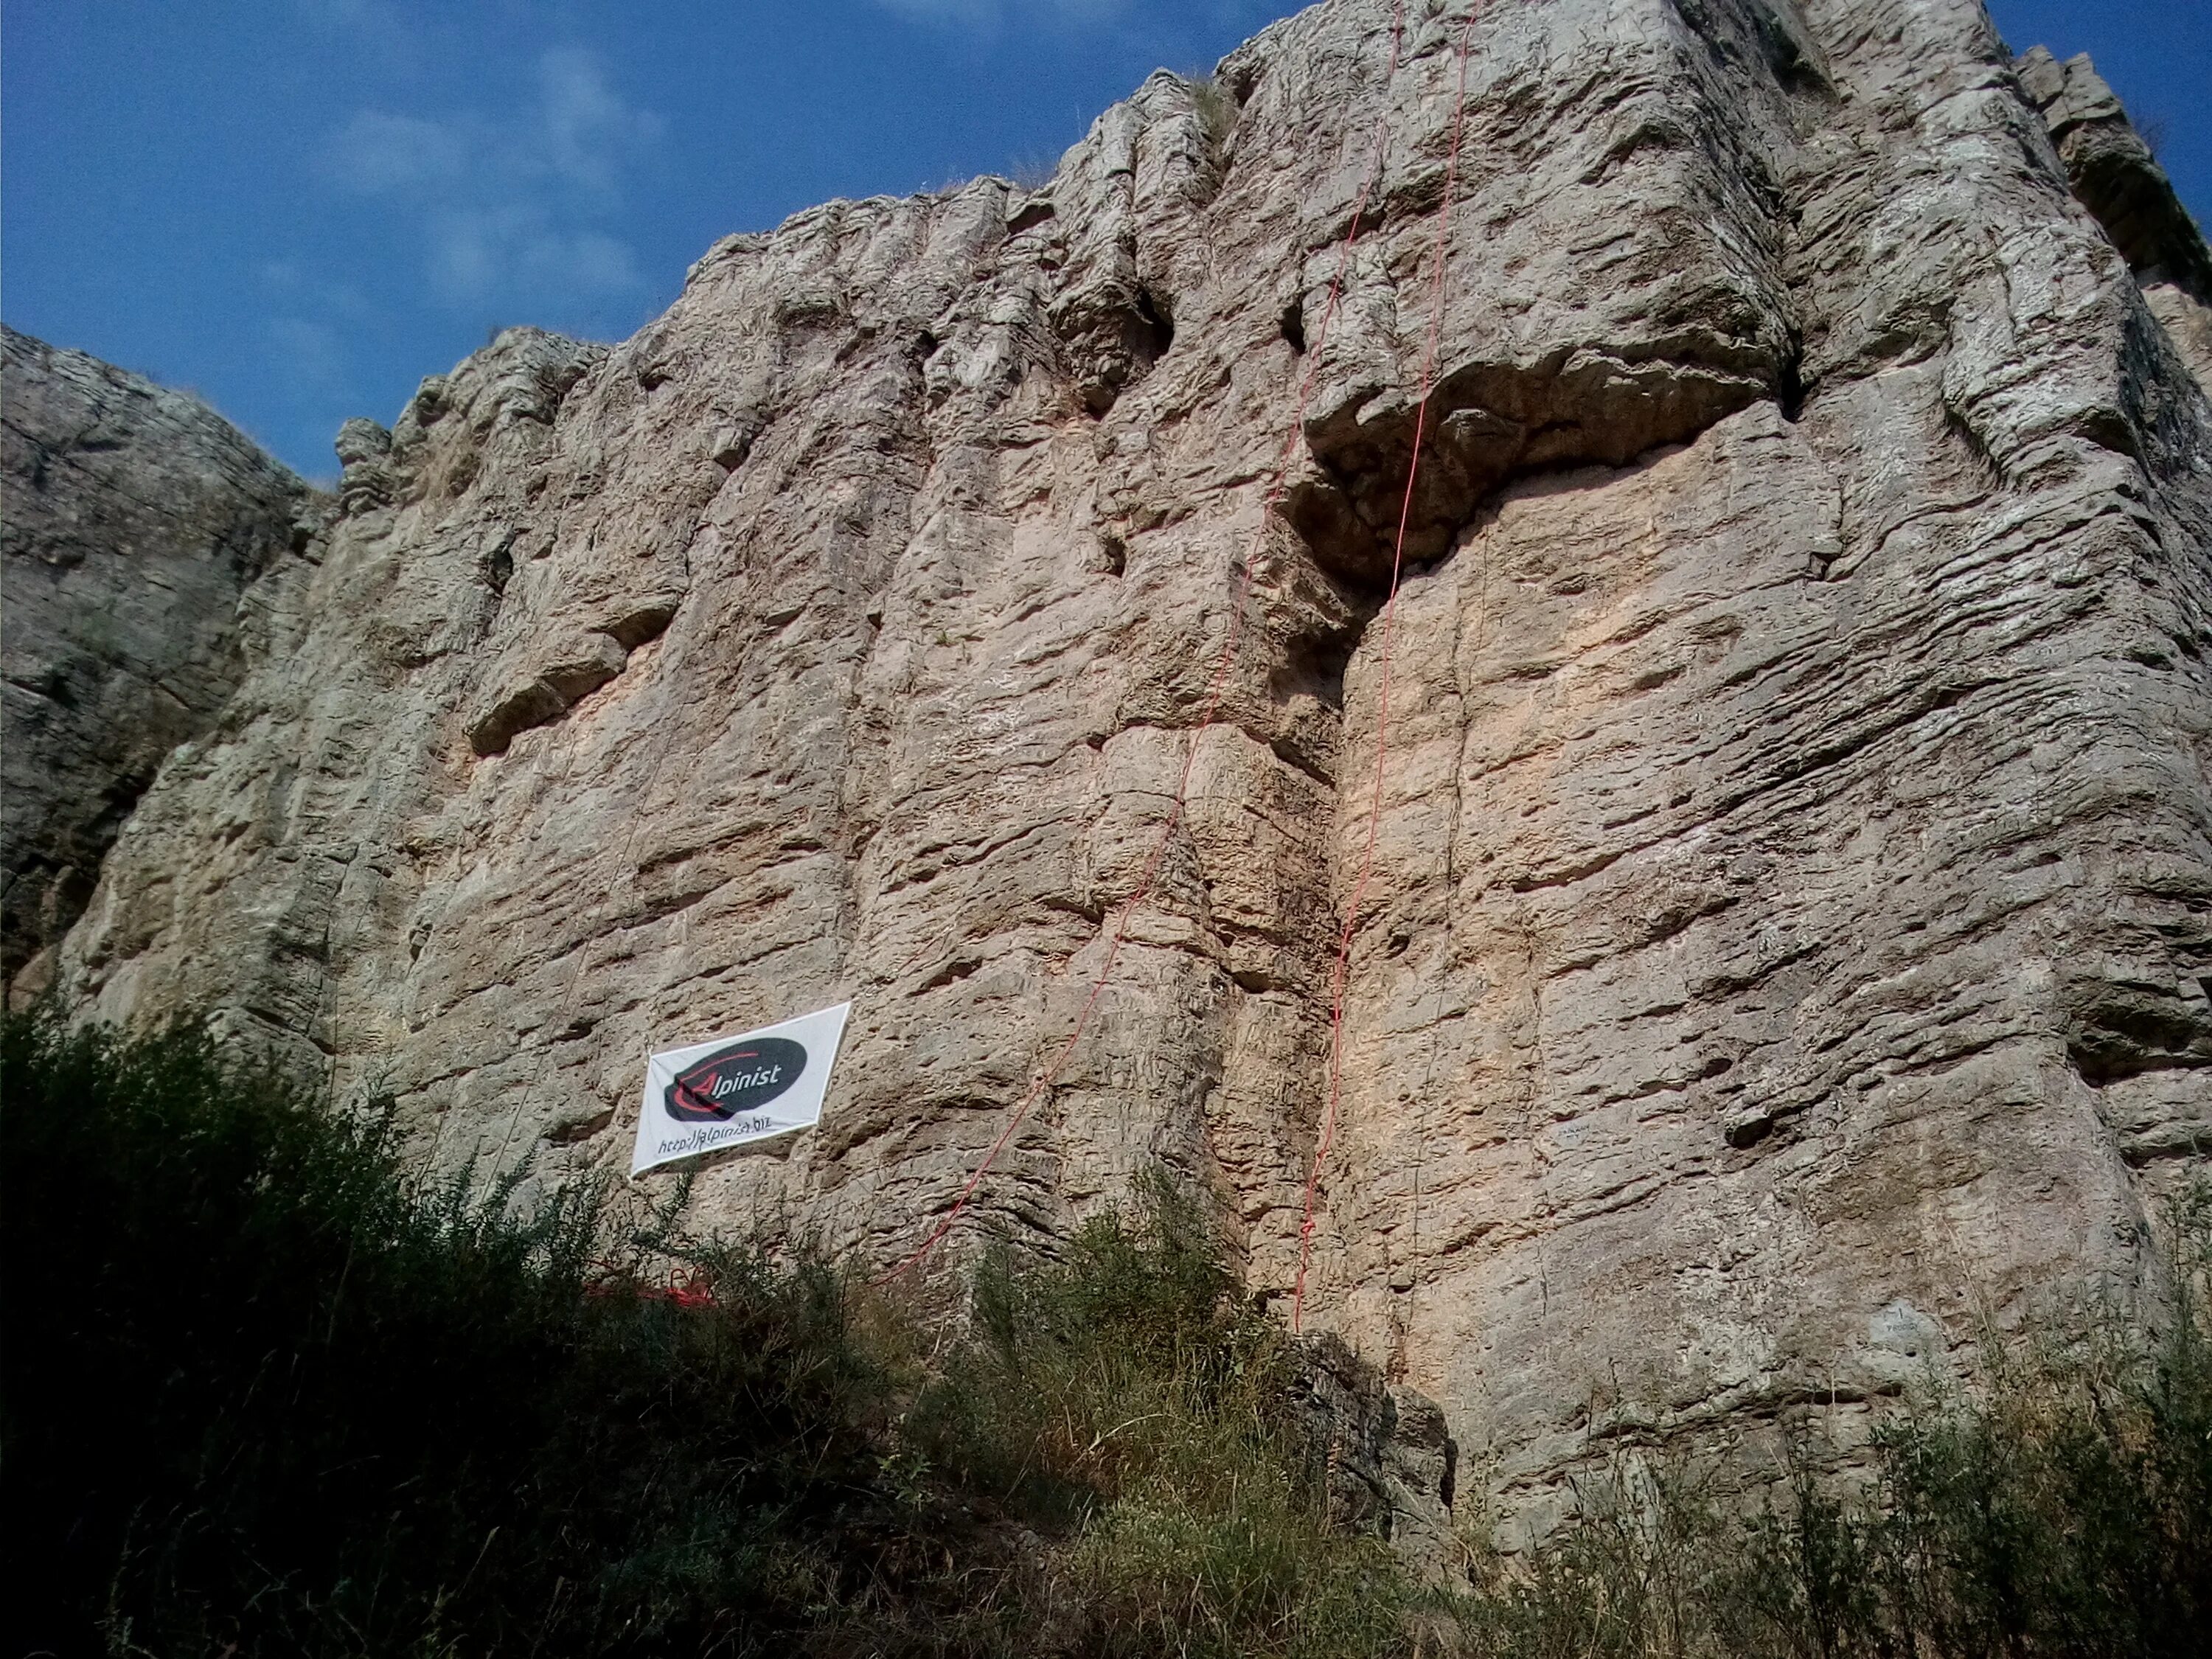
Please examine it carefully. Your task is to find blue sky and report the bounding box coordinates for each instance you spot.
[4,1,2204,482]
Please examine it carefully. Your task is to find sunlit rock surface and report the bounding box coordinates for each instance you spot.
[28,0,2212,1526]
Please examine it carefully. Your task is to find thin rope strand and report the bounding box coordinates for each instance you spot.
[874,2,1412,1285]
[1294,6,1480,1335]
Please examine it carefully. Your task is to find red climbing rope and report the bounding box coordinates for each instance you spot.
[876,2,1415,1286]
[1293,7,1481,1335]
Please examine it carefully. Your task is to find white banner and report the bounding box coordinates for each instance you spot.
[629,1002,852,1177]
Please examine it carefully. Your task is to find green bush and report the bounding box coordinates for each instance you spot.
[0,1014,904,1658]
[4,1009,2206,1658]
[904,1173,1408,1658]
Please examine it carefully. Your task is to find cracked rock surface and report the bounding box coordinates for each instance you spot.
[1,326,316,1003]
[28,0,2212,1527]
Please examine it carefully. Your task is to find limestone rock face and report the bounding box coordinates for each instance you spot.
[1,326,316,1003]
[35,0,2212,1526]
[2017,46,2212,392]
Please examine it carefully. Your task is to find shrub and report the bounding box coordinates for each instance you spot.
[0,1013,902,1658]
[4,1009,2205,1658]
[903,1173,1408,1658]
[1181,72,1237,164]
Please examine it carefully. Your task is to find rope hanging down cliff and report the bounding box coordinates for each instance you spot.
[1293,4,1483,1335]
[874,0,1422,1287]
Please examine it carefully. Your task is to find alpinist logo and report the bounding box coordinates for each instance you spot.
[664,1036,808,1122]
[632,1003,850,1177]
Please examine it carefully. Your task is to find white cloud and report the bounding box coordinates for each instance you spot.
[873,0,1131,29]
[324,108,473,195]
[268,316,349,392]
[257,260,376,321]
[535,47,664,193]
[320,48,660,313]
[422,208,644,307]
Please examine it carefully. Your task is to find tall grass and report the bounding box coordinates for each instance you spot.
[903,1173,1408,1657]
[3,1011,2205,1657]
[1,1015,905,1658]
[1438,1183,2212,1659]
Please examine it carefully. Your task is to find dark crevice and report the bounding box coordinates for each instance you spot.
[480,532,516,601]
[1929,680,1986,712]
[1273,611,1366,712]
[1777,333,1806,422]
[1006,198,1055,237]
[920,956,984,992]
[1267,734,1335,792]
[2121,1132,2212,1168]
[1135,288,1175,360]
[1280,302,1307,355]
[1060,285,1179,417]
[1041,894,1107,925]
[1941,404,2008,493]
[548,1107,614,1146]
[1285,349,1772,588]
[1669,0,1835,102]
[2077,1047,2211,1088]
[602,600,678,653]
[2067,992,2212,1086]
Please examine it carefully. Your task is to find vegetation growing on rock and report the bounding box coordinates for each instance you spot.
[4,1014,2205,1657]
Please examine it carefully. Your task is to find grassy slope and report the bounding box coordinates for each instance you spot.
[2,1013,2205,1658]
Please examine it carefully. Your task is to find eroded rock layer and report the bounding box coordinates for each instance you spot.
[1,327,315,1002]
[36,0,2212,1524]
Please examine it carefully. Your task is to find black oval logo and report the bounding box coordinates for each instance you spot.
[664,1037,807,1122]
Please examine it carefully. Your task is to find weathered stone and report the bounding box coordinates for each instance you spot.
[1294,1332,1457,1573]
[25,0,2212,1540]
[2017,46,2212,393]
[1,325,317,1004]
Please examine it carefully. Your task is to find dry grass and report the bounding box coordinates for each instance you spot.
[6,1011,2205,1658]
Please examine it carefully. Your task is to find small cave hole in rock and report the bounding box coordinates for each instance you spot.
[1280,301,1307,355]
[1006,198,1056,236]
[1135,286,1175,359]
[1099,532,1127,577]
[1274,605,1370,714]
[1725,1113,1775,1150]
[549,1107,615,1146]
[922,956,984,993]
[1777,336,1806,422]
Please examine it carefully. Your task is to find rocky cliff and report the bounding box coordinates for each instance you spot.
[13,0,2211,1532]
[1,327,316,1003]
